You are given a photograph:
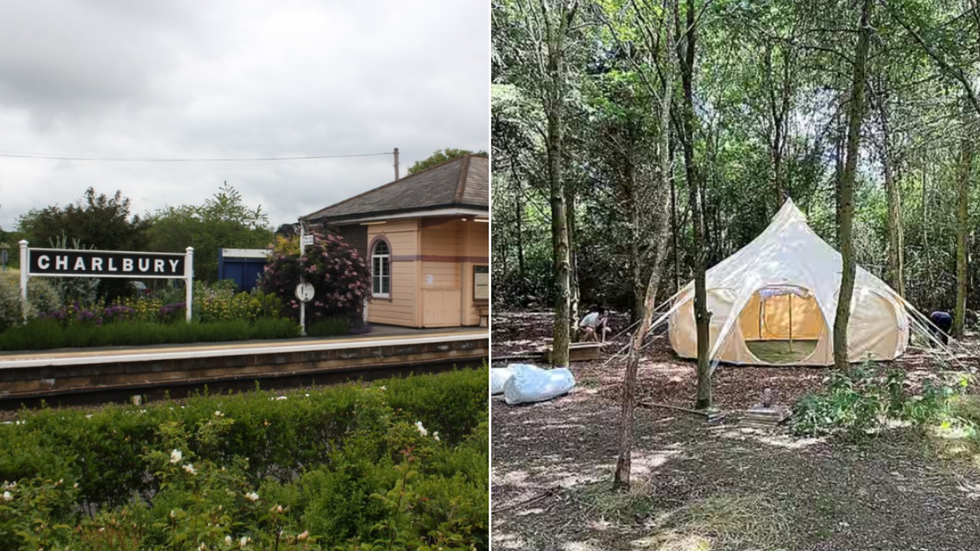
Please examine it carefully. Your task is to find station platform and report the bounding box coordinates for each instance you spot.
[0,326,489,406]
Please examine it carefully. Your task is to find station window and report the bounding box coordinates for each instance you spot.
[372,240,390,297]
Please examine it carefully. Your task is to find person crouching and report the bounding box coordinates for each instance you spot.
[580,306,610,343]
[928,310,953,345]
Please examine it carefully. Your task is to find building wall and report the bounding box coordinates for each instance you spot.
[367,219,420,327]
[420,219,489,327]
[358,216,489,328]
[462,221,490,325]
[336,224,368,262]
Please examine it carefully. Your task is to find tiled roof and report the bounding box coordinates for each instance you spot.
[301,154,488,223]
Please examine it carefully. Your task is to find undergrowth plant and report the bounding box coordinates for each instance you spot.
[792,361,971,438]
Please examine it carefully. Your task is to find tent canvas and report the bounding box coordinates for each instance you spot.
[668,199,910,366]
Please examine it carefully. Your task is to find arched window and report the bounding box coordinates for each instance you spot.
[372,240,390,297]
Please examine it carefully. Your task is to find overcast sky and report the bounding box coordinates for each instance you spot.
[0,0,489,232]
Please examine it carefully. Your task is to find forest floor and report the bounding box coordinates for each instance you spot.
[491,310,980,551]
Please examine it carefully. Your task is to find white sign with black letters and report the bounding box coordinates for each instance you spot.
[19,241,195,322]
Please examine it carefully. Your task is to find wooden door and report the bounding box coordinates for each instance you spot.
[423,289,461,327]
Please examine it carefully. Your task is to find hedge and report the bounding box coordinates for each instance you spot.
[0,366,488,551]
[0,317,301,351]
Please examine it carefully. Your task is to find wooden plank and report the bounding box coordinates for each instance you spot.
[543,343,601,363]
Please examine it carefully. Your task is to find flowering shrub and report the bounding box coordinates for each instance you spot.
[39,302,138,326]
[188,280,284,324]
[259,233,371,324]
[0,367,488,550]
[0,269,62,332]
[119,296,168,323]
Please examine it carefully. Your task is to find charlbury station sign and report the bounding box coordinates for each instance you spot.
[18,241,195,322]
[28,249,186,278]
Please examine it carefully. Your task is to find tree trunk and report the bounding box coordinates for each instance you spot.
[675,0,711,409]
[670,141,680,293]
[834,110,845,245]
[629,163,647,323]
[513,164,527,298]
[614,0,673,489]
[567,186,580,341]
[882,143,904,297]
[833,0,873,375]
[922,158,930,292]
[765,43,791,210]
[954,124,973,337]
[540,0,573,367]
[877,89,905,297]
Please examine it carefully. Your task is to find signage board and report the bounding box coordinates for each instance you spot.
[27,248,185,278]
[19,241,195,323]
[473,265,489,300]
[301,235,314,247]
[295,282,315,303]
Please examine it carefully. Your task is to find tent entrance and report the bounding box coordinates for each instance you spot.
[738,285,823,364]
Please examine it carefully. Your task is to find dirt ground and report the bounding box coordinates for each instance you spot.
[491,310,980,551]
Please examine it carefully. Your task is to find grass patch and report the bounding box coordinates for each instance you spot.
[578,484,791,551]
[640,495,792,551]
[577,479,659,523]
[925,395,980,465]
[0,318,301,351]
[745,339,817,364]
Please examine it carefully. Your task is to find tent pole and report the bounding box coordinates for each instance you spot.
[789,294,793,352]
[758,298,763,339]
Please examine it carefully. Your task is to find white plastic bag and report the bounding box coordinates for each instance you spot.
[490,367,516,395]
[502,364,575,405]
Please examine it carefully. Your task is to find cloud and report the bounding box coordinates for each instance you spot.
[0,0,488,231]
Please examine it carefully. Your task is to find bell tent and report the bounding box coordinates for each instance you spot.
[668,199,912,366]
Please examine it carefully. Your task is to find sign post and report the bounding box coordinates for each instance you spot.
[18,241,195,323]
[19,240,28,319]
[298,224,310,336]
[185,247,194,322]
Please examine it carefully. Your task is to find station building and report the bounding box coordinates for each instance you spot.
[301,154,489,328]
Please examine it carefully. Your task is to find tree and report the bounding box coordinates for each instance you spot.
[604,0,675,490]
[953,113,974,337]
[407,148,488,175]
[147,184,274,284]
[504,0,582,367]
[17,188,150,300]
[833,0,873,374]
[674,0,712,409]
[17,188,150,252]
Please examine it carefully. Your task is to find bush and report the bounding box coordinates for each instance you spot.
[0,270,62,332]
[194,280,284,324]
[307,317,350,337]
[0,318,300,351]
[260,233,371,324]
[792,362,969,438]
[0,366,488,550]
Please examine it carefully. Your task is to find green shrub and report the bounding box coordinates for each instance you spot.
[792,362,969,438]
[307,317,350,337]
[0,270,62,332]
[381,368,489,443]
[0,366,488,550]
[0,317,300,350]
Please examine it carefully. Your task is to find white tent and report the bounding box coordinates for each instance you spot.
[668,199,910,366]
